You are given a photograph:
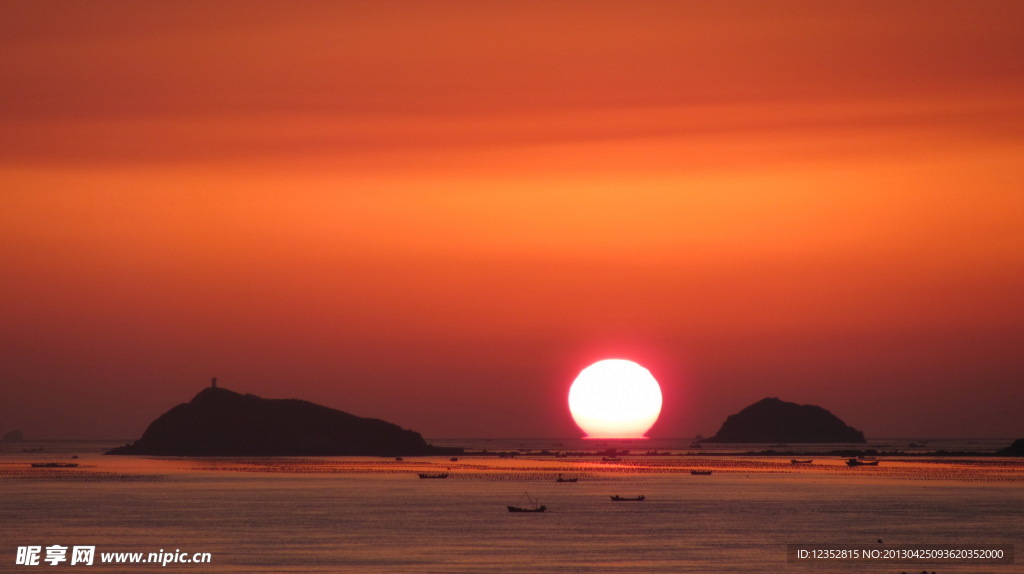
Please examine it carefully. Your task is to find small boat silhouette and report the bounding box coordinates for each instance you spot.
[417,472,450,479]
[508,492,546,513]
[610,495,645,501]
[555,474,579,483]
[690,470,713,475]
[846,458,880,467]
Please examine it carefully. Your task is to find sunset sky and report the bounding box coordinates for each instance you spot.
[3,1,1023,440]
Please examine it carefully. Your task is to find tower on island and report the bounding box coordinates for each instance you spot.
[211,377,217,389]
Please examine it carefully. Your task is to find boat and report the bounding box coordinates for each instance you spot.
[690,470,713,475]
[790,459,814,465]
[610,495,645,501]
[507,504,547,513]
[507,492,546,513]
[601,456,622,462]
[30,462,78,468]
[555,474,579,483]
[417,472,450,479]
[845,458,880,467]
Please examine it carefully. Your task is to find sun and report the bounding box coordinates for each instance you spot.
[568,359,663,438]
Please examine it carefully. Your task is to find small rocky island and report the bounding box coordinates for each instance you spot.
[703,397,866,443]
[108,384,459,456]
[996,439,1024,456]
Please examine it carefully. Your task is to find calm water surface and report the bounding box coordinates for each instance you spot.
[2,442,1021,573]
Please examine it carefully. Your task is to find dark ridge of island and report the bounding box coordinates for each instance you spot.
[702,397,866,443]
[996,439,1024,456]
[107,386,461,457]
[2,429,25,442]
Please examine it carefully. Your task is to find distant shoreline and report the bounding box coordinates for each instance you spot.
[4,437,1019,459]
[451,448,1014,458]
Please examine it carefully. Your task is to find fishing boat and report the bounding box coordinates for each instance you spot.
[30,462,78,468]
[417,471,450,479]
[845,458,880,467]
[610,495,645,501]
[555,474,578,483]
[690,470,713,475]
[790,459,814,465]
[507,492,546,513]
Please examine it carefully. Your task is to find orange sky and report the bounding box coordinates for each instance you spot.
[2,1,1023,439]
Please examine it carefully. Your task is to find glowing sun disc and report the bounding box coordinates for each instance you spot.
[568,359,663,438]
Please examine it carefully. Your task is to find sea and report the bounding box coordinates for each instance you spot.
[2,438,1021,573]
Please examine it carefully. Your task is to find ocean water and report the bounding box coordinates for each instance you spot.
[2,441,1021,573]
[430,436,1016,455]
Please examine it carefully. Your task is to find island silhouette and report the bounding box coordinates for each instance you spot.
[702,397,866,443]
[107,383,460,456]
[997,439,1024,456]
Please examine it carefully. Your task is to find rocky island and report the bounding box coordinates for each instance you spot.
[107,384,459,456]
[702,397,866,443]
[996,438,1024,456]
